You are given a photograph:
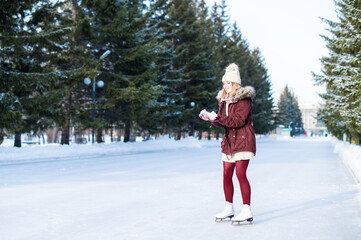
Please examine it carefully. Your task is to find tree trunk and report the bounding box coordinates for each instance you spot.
[176,129,181,140]
[46,128,59,143]
[60,0,77,145]
[0,132,4,145]
[97,128,103,143]
[117,129,122,142]
[61,126,69,145]
[72,0,77,43]
[61,84,72,145]
[46,129,54,143]
[163,123,168,135]
[124,120,130,142]
[14,131,21,148]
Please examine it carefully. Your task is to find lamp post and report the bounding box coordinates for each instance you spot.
[99,50,111,60]
[84,77,104,144]
[83,50,111,144]
[168,99,175,139]
[190,101,195,137]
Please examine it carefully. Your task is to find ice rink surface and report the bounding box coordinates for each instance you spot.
[1,137,361,240]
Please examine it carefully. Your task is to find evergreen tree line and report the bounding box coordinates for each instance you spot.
[313,0,361,143]
[275,85,304,136]
[0,0,274,147]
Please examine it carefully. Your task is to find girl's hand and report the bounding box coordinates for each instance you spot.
[211,114,221,122]
[199,113,211,121]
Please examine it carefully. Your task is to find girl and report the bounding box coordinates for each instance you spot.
[199,63,256,223]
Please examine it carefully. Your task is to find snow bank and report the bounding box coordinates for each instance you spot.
[0,136,217,165]
[332,138,361,183]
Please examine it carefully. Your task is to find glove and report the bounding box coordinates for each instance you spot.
[199,112,211,121]
[199,109,217,121]
[208,111,217,121]
[211,114,221,122]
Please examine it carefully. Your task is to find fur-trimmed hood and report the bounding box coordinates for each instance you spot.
[216,86,256,102]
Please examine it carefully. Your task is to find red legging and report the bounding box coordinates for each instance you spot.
[223,160,251,205]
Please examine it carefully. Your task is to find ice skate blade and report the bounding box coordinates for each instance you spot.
[231,217,253,224]
[215,215,234,222]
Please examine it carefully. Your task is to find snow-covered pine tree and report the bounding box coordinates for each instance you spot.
[317,95,349,139]
[183,0,216,137]
[0,1,31,139]
[139,0,173,136]
[75,0,126,143]
[276,86,304,136]
[292,94,303,136]
[0,0,75,147]
[246,49,274,134]
[202,0,231,138]
[133,0,169,137]
[0,0,41,147]
[56,0,97,145]
[209,0,231,83]
[314,0,361,141]
[155,0,212,139]
[83,0,161,142]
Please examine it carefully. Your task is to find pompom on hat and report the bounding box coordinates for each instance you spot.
[222,63,241,85]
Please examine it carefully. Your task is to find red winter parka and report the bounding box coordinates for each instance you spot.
[212,86,256,156]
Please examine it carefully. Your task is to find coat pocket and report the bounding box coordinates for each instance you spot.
[234,135,246,150]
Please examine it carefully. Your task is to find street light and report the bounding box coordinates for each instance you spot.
[84,77,104,144]
[167,99,175,139]
[83,50,111,144]
[100,50,111,60]
[190,102,195,137]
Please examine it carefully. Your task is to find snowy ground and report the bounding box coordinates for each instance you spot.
[333,139,361,184]
[1,137,361,240]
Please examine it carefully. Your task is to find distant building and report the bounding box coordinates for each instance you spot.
[300,105,327,136]
[275,126,292,137]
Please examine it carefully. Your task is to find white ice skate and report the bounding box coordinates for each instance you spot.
[231,204,253,224]
[215,202,234,221]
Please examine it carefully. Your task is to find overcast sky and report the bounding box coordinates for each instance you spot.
[204,0,339,106]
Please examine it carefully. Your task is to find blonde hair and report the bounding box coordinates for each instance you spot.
[219,82,241,99]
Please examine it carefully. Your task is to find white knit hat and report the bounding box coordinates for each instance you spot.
[222,63,241,85]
